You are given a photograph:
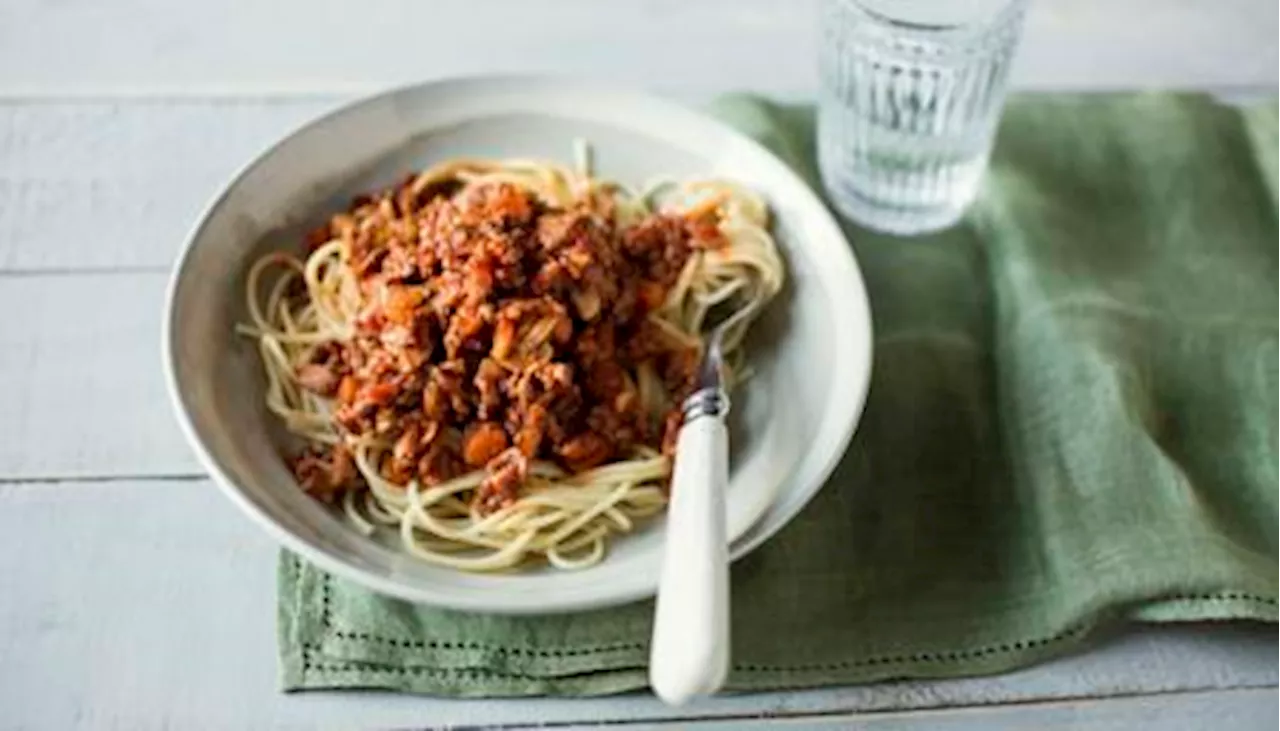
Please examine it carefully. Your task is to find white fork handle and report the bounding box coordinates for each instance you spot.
[649,414,730,705]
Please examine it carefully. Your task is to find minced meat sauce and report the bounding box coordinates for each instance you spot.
[290,176,724,512]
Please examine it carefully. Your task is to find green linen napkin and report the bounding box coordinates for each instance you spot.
[279,93,1278,696]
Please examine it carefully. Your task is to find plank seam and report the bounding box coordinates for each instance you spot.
[0,473,207,486]
[0,266,173,278]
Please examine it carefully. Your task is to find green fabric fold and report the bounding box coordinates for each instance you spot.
[280,92,1278,696]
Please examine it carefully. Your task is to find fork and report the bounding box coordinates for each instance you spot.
[648,294,761,705]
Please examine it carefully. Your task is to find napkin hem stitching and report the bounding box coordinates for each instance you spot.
[311,570,1274,671]
[299,627,1090,677]
[321,573,646,655]
[302,645,644,680]
[331,630,645,654]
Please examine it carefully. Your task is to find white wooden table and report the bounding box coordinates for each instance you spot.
[0,1,1276,728]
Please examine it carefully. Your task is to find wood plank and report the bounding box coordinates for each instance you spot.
[0,478,1274,730]
[0,271,200,479]
[0,99,336,272]
[0,0,1275,96]
[549,689,1279,730]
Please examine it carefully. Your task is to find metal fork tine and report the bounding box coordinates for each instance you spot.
[693,286,761,392]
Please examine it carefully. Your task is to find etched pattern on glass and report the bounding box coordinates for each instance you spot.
[819,0,1028,234]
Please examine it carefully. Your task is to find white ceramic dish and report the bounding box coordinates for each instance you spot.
[164,76,873,613]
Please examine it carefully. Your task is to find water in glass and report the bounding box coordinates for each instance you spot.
[819,0,1029,234]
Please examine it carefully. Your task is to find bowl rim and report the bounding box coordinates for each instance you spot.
[162,74,874,613]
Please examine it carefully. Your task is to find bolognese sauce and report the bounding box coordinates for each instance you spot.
[290,177,724,512]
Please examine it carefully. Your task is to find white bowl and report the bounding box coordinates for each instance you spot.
[164,76,873,613]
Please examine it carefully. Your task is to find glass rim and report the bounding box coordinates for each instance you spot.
[841,0,1031,35]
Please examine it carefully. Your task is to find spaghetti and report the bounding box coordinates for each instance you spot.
[239,149,784,572]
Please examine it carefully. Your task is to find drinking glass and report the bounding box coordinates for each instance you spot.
[818,0,1030,234]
